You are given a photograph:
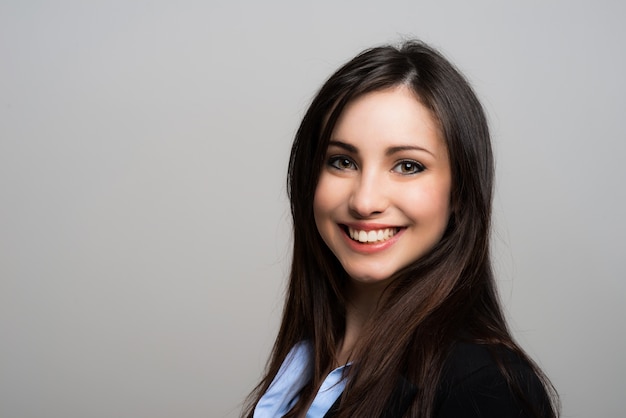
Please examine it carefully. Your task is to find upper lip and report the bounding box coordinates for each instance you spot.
[341,222,403,231]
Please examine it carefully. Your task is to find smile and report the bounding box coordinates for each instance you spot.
[346,226,400,243]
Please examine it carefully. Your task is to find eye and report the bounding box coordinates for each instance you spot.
[392,160,425,175]
[328,156,357,171]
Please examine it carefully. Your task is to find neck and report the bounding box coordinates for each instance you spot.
[338,279,388,365]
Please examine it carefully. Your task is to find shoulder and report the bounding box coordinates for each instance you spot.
[435,342,551,418]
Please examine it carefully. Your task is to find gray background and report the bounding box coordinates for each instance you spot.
[1,1,624,417]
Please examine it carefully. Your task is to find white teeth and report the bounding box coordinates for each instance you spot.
[348,227,398,243]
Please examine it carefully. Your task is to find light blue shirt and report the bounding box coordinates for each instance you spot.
[253,341,350,418]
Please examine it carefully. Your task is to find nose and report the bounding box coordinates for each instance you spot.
[348,171,389,218]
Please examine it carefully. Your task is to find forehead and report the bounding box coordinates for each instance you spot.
[330,86,445,152]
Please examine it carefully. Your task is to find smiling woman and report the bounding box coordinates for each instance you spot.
[314,86,452,285]
[243,40,559,418]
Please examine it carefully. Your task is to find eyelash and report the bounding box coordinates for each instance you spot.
[328,156,357,171]
[392,160,425,175]
[326,156,425,175]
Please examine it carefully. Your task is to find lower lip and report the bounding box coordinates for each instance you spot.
[340,227,405,254]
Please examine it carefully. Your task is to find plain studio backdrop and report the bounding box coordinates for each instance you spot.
[1,1,624,417]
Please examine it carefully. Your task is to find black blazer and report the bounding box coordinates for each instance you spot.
[323,343,549,418]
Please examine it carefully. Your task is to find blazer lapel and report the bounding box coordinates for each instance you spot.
[323,376,417,417]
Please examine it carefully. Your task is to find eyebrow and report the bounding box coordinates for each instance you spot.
[327,140,357,153]
[328,140,434,157]
[385,145,434,157]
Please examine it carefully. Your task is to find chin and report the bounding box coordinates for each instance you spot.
[344,267,397,286]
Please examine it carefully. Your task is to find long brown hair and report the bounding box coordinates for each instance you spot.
[243,40,558,417]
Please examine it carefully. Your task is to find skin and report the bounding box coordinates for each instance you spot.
[312,85,453,363]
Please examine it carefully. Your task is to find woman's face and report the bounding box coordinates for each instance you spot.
[313,86,452,285]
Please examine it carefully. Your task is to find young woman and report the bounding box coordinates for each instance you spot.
[243,40,559,417]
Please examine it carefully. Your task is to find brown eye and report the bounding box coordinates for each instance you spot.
[328,156,357,170]
[393,160,425,175]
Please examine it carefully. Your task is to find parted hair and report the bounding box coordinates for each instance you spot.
[243,40,558,418]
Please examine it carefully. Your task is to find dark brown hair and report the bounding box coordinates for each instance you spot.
[243,40,558,417]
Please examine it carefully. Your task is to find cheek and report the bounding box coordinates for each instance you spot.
[429,185,452,217]
[430,186,453,233]
[312,182,324,222]
[313,173,348,249]
[313,173,336,219]
[405,181,452,226]
[313,175,332,231]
